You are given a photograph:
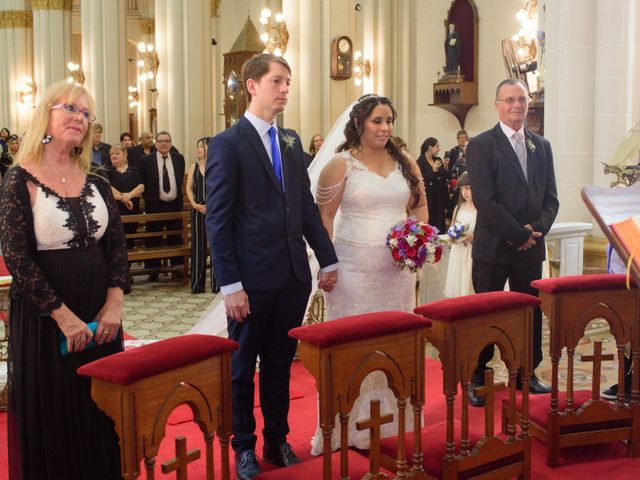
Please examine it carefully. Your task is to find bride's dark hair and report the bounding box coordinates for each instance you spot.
[337,94,421,207]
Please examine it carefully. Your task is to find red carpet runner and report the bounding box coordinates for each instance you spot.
[1,358,639,479]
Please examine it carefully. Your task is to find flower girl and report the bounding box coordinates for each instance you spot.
[444,172,477,297]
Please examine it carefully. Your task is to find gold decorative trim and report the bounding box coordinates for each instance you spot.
[212,0,220,17]
[32,0,68,10]
[140,18,154,35]
[0,11,33,29]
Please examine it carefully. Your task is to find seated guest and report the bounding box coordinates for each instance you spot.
[91,122,112,168]
[139,131,185,281]
[0,127,11,153]
[0,134,20,177]
[104,143,144,249]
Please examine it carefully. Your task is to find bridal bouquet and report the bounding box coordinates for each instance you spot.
[386,216,443,272]
[447,222,466,241]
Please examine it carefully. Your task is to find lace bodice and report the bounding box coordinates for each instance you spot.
[33,182,108,250]
[333,151,411,247]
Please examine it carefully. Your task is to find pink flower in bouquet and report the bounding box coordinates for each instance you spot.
[386,216,443,272]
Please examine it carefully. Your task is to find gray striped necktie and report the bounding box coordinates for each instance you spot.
[513,133,527,181]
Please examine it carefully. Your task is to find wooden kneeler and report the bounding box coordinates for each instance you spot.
[381,291,540,479]
[521,274,640,467]
[77,334,238,480]
[255,310,431,480]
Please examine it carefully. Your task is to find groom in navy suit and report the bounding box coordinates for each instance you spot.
[206,54,338,480]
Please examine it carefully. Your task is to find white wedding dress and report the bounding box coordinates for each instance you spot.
[310,151,417,455]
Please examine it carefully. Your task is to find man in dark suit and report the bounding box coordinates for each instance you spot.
[139,131,185,281]
[90,122,112,168]
[127,130,155,169]
[466,78,559,407]
[206,54,338,480]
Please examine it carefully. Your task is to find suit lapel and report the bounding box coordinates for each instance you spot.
[493,123,527,185]
[278,127,296,193]
[239,117,284,194]
[524,129,537,184]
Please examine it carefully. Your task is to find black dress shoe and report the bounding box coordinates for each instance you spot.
[468,381,485,407]
[235,450,260,480]
[516,374,552,394]
[263,442,300,467]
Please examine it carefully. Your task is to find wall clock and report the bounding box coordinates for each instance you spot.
[331,35,353,80]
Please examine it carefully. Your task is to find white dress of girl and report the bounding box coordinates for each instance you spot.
[443,202,477,298]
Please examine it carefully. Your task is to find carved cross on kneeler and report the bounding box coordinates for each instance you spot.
[580,341,615,401]
[161,436,201,480]
[475,370,506,437]
[356,399,394,479]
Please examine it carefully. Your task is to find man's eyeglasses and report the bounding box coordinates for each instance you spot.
[496,96,530,106]
[156,139,172,144]
[51,103,97,123]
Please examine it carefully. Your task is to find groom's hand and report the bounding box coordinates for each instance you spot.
[224,290,251,322]
[318,270,338,292]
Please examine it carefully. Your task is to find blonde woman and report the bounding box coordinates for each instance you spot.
[0,81,127,479]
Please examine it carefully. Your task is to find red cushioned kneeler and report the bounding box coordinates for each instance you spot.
[78,334,238,480]
[510,275,640,467]
[393,291,539,479]
[288,311,431,480]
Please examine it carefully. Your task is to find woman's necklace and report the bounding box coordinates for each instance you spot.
[50,165,68,184]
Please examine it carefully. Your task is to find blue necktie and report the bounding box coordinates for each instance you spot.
[268,127,283,187]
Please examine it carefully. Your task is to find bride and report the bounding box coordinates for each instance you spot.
[310,94,428,454]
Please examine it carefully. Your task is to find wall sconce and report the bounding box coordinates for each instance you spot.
[66,62,85,85]
[16,76,36,107]
[259,8,289,57]
[137,42,159,82]
[128,86,139,108]
[353,51,371,87]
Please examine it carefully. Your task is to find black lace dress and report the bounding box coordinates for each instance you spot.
[0,167,129,480]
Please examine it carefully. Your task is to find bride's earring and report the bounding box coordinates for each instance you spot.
[41,134,53,144]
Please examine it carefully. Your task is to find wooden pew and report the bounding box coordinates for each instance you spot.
[121,211,190,285]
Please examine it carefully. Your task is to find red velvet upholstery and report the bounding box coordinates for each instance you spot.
[414,291,540,322]
[531,274,636,294]
[253,450,391,479]
[0,256,9,277]
[289,310,431,347]
[380,419,487,478]
[77,334,238,385]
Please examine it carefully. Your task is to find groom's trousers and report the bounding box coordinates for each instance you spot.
[227,270,311,454]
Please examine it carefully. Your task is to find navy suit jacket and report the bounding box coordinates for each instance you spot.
[205,116,337,291]
[466,123,559,264]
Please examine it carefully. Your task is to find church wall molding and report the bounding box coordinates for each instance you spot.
[0,11,33,29]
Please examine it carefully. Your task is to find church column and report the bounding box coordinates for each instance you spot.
[137,18,156,136]
[81,0,128,143]
[155,0,213,161]
[32,0,72,100]
[543,0,598,223]
[0,6,34,133]
[591,0,640,187]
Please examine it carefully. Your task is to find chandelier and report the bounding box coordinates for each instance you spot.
[66,62,85,85]
[16,76,35,108]
[137,42,159,82]
[353,50,371,87]
[128,86,139,109]
[259,8,289,57]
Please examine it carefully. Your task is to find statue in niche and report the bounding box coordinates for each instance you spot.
[445,23,461,75]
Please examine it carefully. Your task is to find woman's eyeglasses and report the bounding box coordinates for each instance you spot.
[50,103,97,123]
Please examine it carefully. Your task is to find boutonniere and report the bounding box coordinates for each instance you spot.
[526,138,536,154]
[282,132,296,153]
